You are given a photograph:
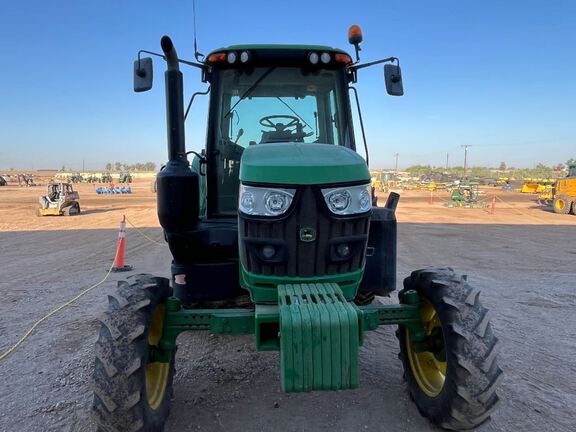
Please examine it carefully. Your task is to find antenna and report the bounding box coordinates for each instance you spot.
[193,0,204,62]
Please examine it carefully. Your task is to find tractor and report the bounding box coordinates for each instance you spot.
[92,26,501,431]
[37,182,80,216]
[119,171,133,183]
[101,173,113,184]
[445,181,487,208]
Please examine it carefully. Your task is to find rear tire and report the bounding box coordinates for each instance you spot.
[571,200,576,215]
[92,274,175,432]
[398,268,501,430]
[553,195,572,214]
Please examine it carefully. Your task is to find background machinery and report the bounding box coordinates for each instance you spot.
[445,181,487,208]
[119,171,133,183]
[37,182,80,216]
[92,27,501,431]
[552,163,576,214]
[101,172,113,183]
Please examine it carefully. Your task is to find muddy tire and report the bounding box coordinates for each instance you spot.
[398,268,502,430]
[92,274,174,432]
[553,194,572,214]
[571,200,576,215]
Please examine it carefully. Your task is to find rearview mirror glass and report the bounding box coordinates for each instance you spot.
[134,57,153,92]
[384,64,404,96]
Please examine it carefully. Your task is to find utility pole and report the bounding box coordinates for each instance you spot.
[82,159,85,172]
[446,153,449,170]
[461,145,471,178]
[394,153,399,173]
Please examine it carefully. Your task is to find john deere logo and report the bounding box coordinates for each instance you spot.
[299,227,316,242]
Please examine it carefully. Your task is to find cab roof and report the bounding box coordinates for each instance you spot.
[208,44,349,56]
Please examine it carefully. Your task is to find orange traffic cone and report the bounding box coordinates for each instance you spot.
[112,215,133,272]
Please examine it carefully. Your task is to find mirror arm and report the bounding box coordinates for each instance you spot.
[349,86,370,168]
[137,50,206,71]
[349,56,399,72]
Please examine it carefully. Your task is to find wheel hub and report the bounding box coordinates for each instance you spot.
[406,298,447,397]
[145,304,170,410]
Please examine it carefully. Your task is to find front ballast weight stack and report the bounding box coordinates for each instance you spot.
[92,27,501,432]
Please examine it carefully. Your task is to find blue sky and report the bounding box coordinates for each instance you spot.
[1,0,574,170]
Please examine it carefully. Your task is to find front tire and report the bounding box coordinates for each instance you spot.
[553,194,572,214]
[398,268,502,430]
[92,274,175,432]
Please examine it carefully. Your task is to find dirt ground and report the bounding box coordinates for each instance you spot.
[0,179,575,432]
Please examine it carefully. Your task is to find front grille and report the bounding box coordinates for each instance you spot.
[239,186,370,277]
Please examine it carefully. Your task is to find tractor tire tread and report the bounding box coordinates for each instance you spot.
[397,267,502,430]
[354,290,376,306]
[91,274,173,432]
[553,194,572,214]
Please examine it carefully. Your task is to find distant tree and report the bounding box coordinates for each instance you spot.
[567,158,576,167]
[144,162,156,171]
[114,162,122,171]
[405,165,432,177]
[60,165,66,171]
[553,163,565,172]
[105,163,112,171]
[498,162,507,171]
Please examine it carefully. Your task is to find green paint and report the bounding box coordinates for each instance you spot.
[239,143,370,185]
[152,292,426,390]
[278,283,359,391]
[240,265,363,303]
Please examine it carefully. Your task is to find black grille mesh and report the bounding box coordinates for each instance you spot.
[239,186,370,277]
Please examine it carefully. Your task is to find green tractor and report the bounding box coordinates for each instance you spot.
[119,171,133,183]
[101,172,113,184]
[92,27,500,431]
[446,182,487,208]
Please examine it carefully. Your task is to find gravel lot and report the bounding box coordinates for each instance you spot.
[0,182,574,431]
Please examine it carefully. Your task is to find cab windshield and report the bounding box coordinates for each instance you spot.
[216,67,352,148]
[210,66,354,216]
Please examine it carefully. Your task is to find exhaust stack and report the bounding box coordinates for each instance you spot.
[156,36,199,234]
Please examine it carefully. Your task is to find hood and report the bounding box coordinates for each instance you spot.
[239,143,370,185]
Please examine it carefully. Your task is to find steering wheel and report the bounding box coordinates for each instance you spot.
[259,115,301,132]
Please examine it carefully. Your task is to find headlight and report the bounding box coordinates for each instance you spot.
[322,184,372,215]
[239,185,295,216]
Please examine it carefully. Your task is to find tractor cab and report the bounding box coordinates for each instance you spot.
[203,45,357,217]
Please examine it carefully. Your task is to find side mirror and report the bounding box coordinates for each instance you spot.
[384,64,404,96]
[134,57,153,92]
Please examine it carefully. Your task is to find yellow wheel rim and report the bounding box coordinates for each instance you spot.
[145,304,170,410]
[406,298,447,397]
[555,199,565,210]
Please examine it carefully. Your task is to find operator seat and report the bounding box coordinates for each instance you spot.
[260,128,296,143]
